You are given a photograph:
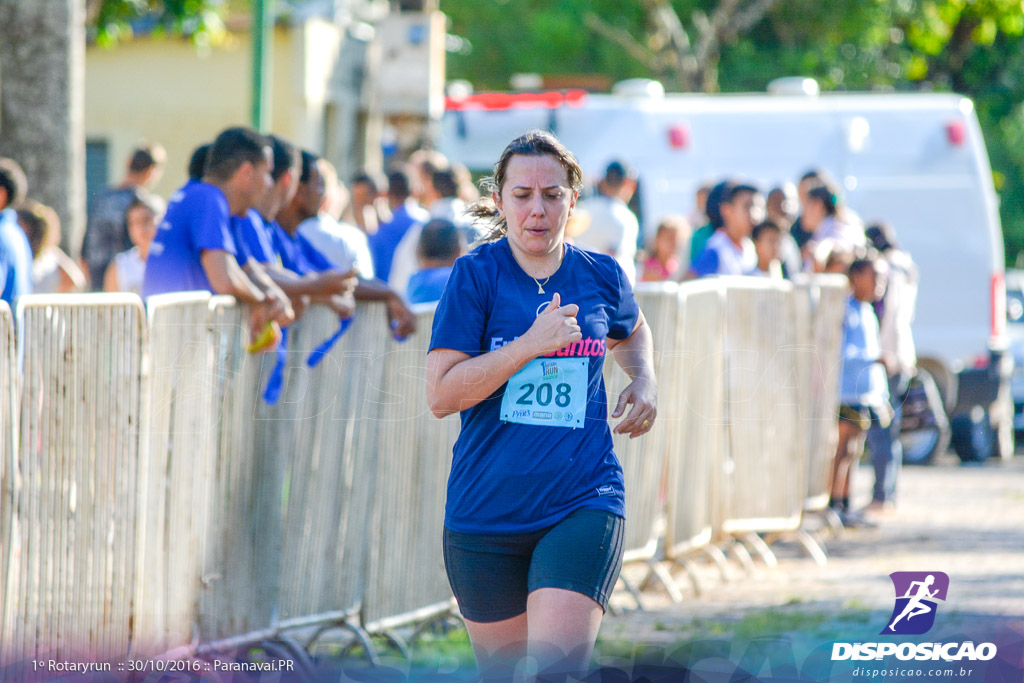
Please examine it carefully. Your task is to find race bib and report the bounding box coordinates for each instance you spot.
[500,357,588,429]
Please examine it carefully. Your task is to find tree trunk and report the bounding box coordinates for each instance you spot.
[0,0,86,257]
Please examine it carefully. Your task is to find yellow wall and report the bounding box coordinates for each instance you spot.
[85,20,341,200]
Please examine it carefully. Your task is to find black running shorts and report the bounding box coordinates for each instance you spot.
[442,508,625,623]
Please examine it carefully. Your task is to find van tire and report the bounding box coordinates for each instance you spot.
[950,407,1011,463]
[899,428,945,465]
[899,368,950,465]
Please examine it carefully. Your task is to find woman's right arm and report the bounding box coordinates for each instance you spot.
[426,292,581,418]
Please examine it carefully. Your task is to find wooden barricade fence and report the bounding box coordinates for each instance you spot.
[4,295,144,664]
[0,278,845,665]
[0,302,16,660]
[718,279,805,538]
[664,282,724,567]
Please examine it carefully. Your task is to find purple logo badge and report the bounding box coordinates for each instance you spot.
[883,571,949,635]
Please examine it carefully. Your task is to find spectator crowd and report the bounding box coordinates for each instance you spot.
[0,132,919,528]
[569,161,919,528]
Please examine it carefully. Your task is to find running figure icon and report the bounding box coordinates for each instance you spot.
[888,574,939,632]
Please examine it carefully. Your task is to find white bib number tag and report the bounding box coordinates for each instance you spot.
[500,357,588,429]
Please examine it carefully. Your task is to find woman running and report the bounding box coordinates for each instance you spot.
[426,130,657,679]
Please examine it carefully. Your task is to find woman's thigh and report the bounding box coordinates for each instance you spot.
[443,526,538,624]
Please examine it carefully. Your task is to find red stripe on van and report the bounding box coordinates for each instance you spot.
[992,272,1007,343]
[445,90,588,111]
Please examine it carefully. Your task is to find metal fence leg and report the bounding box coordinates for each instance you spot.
[254,639,318,681]
[794,529,829,566]
[676,557,703,596]
[615,575,647,611]
[409,608,464,646]
[727,540,757,575]
[701,544,733,582]
[645,559,685,604]
[740,532,778,567]
[310,622,381,667]
[376,630,412,664]
[822,508,844,537]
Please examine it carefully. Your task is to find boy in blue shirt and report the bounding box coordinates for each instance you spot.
[369,167,429,282]
[0,158,33,307]
[406,218,463,305]
[831,257,891,526]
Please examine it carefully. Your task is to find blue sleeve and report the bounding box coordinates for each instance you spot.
[298,234,336,272]
[235,214,275,265]
[0,245,9,299]
[271,225,301,273]
[428,256,489,356]
[690,248,720,277]
[230,217,254,265]
[406,271,426,304]
[608,260,640,340]
[190,189,236,255]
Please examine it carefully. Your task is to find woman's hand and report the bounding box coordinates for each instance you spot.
[520,292,582,357]
[611,374,657,438]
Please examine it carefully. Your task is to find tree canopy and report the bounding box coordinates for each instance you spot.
[87,0,227,46]
[84,0,1024,261]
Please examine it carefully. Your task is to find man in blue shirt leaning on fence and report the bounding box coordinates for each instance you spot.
[276,150,417,339]
[142,126,294,343]
[233,138,357,322]
[0,158,33,308]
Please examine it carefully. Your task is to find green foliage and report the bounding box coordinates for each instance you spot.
[443,0,651,90]
[91,0,226,47]
[442,0,1024,263]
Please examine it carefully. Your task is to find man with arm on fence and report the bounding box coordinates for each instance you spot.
[232,137,356,322]
[141,127,294,343]
[278,151,416,339]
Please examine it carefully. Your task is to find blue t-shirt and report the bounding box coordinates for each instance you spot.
[142,182,237,298]
[840,295,889,408]
[428,239,640,534]
[407,265,453,304]
[369,201,429,282]
[232,210,277,267]
[690,230,757,277]
[271,223,335,276]
[0,207,33,306]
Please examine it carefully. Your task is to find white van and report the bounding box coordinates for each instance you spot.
[440,82,1013,462]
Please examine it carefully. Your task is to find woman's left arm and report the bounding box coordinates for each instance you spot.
[607,311,657,438]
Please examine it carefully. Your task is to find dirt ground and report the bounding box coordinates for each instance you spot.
[597,452,1024,680]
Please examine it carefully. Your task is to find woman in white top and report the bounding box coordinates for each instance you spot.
[104,193,163,295]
